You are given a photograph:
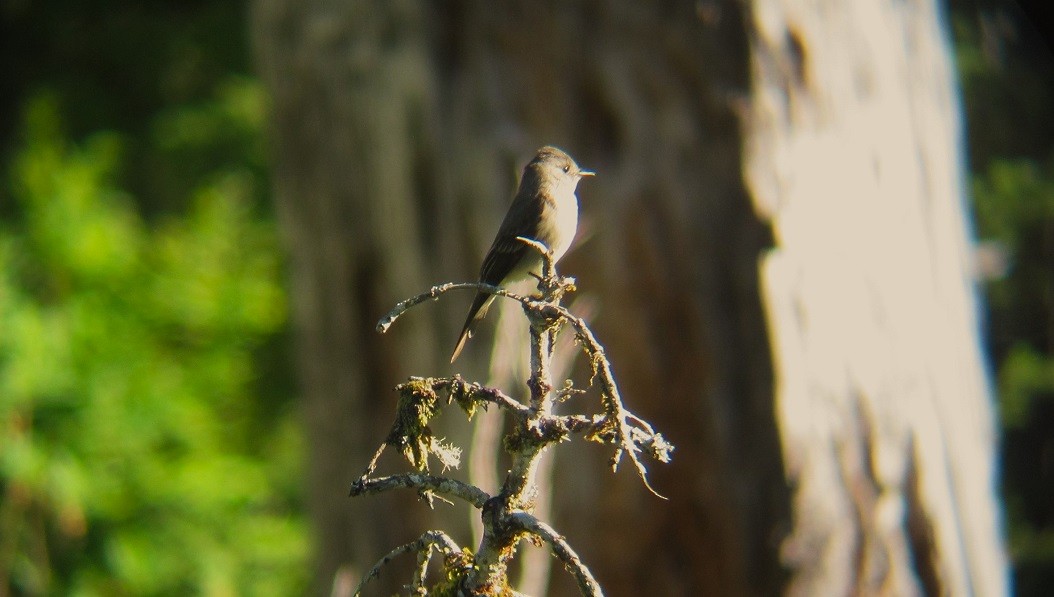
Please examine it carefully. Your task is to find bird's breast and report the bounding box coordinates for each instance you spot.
[539,188,579,262]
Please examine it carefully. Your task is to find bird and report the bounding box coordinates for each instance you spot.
[450,146,594,363]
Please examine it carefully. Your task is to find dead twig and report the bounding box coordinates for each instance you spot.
[353,530,468,597]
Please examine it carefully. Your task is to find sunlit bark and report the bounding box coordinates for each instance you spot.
[745,0,1009,593]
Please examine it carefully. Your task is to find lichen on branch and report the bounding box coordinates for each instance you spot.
[353,245,672,595]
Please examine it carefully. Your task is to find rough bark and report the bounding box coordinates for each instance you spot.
[745,0,1009,594]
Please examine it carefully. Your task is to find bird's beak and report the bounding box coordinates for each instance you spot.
[579,169,595,177]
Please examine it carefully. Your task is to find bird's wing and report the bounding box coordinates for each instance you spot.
[477,187,546,286]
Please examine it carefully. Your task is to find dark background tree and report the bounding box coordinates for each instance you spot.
[250,1,785,594]
[0,0,1050,594]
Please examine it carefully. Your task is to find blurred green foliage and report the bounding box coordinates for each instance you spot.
[0,0,307,592]
[0,94,306,594]
[953,1,1054,593]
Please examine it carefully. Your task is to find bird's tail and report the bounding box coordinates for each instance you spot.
[450,292,494,363]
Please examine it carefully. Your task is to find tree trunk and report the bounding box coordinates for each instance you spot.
[745,0,1009,594]
[250,0,1007,594]
[249,3,451,594]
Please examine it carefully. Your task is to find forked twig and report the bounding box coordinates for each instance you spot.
[353,530,466,597]
[543,303,671,498]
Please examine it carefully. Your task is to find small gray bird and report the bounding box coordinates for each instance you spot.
[450,146,594,363]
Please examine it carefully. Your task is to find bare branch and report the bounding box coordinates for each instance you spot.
[350,472,491,509]
[508,511,604,597]
[356,442,389,481]
[364,258,673,593]
[514,235,552,261]
[539,304,671,498]
[411,541,433,595]
[516,236,578,301]
[353,530,465,597]
[376,282,534,334]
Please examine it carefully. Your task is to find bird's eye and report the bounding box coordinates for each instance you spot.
[562,165,571,173]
